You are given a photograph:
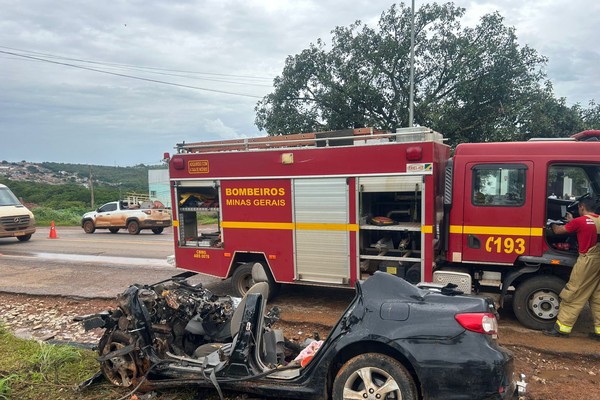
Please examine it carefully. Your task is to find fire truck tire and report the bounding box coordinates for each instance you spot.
[512,275,565,330]
[127,220,141,235]
[232,263,255,297]
[151,227,164,234]
[232,262,281,299]
[405,264,421,284]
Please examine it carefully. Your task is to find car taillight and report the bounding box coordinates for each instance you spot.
[455,313,498,336]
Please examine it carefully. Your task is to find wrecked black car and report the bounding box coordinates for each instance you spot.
[79,265,524,399]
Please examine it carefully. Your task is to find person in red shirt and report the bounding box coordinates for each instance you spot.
[545,196,600,339]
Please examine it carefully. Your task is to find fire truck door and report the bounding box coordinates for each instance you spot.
[294,178,350,284]
[461,162,533,264]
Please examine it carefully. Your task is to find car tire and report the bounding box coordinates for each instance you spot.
[513,275,565,330]
[17,234,32,242]
[332,353,417,400]
[127,220,141,235]
[151,227,164,234]
[109,228,119,234]
[98,329,140,387]
[83,220,96,234]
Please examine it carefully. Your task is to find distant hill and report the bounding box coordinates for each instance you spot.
[0,160,166,208]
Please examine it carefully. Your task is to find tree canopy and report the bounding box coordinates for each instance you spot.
[255,2,598,146]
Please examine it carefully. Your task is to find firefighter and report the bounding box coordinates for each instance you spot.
[544,196,600,339]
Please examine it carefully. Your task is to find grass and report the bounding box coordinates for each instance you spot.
[32,207,87,227]
[0,324,220,400]
[0,324,107,399]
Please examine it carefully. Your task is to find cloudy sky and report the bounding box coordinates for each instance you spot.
[1,0,598,166]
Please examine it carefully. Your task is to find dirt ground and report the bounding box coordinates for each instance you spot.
[1,290,599,400]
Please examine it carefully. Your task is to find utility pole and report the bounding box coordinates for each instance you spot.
[89,165,95,208]
[409,0,415,127]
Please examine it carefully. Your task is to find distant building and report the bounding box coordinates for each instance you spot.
[148,169,171,207]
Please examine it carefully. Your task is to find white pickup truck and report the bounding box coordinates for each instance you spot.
[81,200,172,235]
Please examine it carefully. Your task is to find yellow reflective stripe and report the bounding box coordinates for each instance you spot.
[595,326,600,335]
[221,221,294,230]
[450,225,543,236]
[221,221,359,231]
[556,320,573,333]
[172,220,179,227]
[220,222,434,232]
[421,225,433,234]
[296,223,358,232]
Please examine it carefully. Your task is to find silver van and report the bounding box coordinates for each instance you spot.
[0,183,36,241]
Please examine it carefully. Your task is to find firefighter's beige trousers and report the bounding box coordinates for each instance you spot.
[556,244,600,334]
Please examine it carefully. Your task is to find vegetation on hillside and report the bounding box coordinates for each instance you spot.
[0,178,119,209]
[40,162,151,192]
[1,162,167,226]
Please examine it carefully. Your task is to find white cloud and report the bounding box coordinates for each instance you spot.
[0,0,597,165]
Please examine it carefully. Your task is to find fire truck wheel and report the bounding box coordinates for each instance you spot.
[232,262,281,299]
[232,263,255,297]
[405,264,421,284]
[127,220,141,235]
[512,275,565,330]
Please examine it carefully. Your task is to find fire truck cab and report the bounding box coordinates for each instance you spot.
[167,127,600,330]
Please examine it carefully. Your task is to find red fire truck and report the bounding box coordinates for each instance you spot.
[166,126,600,330]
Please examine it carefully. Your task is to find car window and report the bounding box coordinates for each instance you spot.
[547,165,596,200]
[472,164,526,207]
[99,203,117,212]
[0,187,21,206]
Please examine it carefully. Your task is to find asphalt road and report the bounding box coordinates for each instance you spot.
[0,224,593,332]
[0,225,229,298]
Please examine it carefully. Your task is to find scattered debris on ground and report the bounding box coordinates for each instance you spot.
[1,291,599,400]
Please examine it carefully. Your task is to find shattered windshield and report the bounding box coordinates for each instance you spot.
[0,187,21,206]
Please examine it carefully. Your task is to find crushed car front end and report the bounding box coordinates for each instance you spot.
[79,271,522,400]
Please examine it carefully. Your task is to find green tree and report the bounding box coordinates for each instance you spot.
[255,2,591,145]
[579,101,600,128]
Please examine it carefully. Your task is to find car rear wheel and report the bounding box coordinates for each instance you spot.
[151,227,164,234]
[109,228,119,234]
[513,275,565,330]
[333,353,417,400]
[83,220,96,234]
[127,220,140,235]
[17,234,32,242]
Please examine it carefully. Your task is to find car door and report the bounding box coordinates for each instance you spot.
[95,203,118,227]
[461,162,534,263]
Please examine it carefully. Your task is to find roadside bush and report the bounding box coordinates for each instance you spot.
[32,206,87,226]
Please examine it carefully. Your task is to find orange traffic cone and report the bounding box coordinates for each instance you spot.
[49,220,58,239]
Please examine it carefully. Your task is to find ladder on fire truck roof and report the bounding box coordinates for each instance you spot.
[176,126,445,154]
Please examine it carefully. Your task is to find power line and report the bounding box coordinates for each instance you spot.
[0,49,266,99]
[0,45,273,81]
